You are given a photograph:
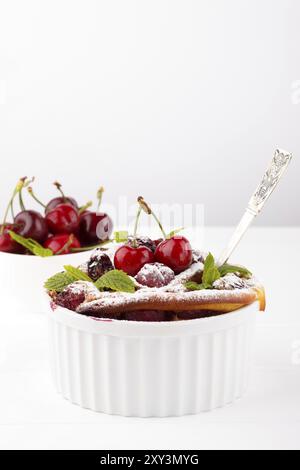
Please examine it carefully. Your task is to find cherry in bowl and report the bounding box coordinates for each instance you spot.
[0,225,24,254]
[45,197,78,214]
[44,234,81,255]
[14,210,48,243]
[46,204,80,235]
[79,212,113,246]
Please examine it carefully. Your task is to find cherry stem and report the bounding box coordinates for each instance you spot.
[55,234,74,256]
[54,181,66,202]
[70,239,112,252]
[137,196,167,239]
[27,187,46,209]
[18,176,34,212]
[132,206,142,248]
[79,201,92,214]
[97,187,104,212]
[10,201,14,220]
[19,193,25,211]
[0,178,26,235]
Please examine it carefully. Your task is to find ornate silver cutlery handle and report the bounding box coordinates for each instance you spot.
[218,149,293,266]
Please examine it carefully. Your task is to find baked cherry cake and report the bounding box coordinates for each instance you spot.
[46,198,265,321]
[46,240,265,322]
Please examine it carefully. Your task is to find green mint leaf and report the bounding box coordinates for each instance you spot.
[63,265,93,282]
[166,227,184,239]
[184,281,207,291]
[44,272,76,292]
[95,269,136,293]
[219,264,252,279]
[202,253,221,286]
[9,231,53,257]
[114,231,128,243]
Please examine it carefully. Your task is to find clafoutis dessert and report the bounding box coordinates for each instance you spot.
[0,178,113,256]
[46,198,265,321]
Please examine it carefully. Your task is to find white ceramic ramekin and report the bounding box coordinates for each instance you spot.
[0,251,89,314]
[47,302,258,417]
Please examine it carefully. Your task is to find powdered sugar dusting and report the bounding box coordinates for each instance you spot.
[135,263,175,288]
[49,241,263,318]
[213,274,249,290]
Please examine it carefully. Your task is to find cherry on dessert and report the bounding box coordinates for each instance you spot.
[127,235,157,252]
[135,262,175,287]
[87,250,113,281]
[154,236,193,274]
[14,210,49,243]
[114,245,154,276]
[79,212,113,245]
[136,197,192,273]
[45,204,80,234]
[114,198,155,276]
[55,289,85,311]
[44,234,81,255]
[45,196,78,214]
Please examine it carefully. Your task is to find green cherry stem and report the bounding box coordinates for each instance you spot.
[70,239,113,252]
[10,200,15,220]
[137,196,167,239]
[79,201,93,214]
[55,234,74,256]
[27,187,46,209]
[54,181,67,202]
[18,179,26,211]
[18,176,34,212]
[0,178,25,235]
[97,186,104,212]
[132,204,142,248]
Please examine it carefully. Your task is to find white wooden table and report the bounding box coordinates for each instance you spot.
[0,227,299,450]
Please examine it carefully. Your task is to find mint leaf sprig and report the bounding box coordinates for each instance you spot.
[94,270,135,293]
[218,264,252,279]
[184,253,252,291]
[45,266,94,293]
[63,265,93,282]
[44,272,77,292]
[45,266,136,294]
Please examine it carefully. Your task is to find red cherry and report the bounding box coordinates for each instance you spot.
[0,232,18,253]
[44,234,81,255]
[79,212,113,245]
[45,204,80,234]
[154,236,193,274]
[0,225,24,253]
[45,197,78,214]
[114,245,154,276]
[14,210,48,243]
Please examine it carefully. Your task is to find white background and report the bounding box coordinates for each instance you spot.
[0,0,299,226]
[0,0,300,452]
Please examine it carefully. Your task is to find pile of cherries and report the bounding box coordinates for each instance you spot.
[0,178,113,255]
[114,197,193,276]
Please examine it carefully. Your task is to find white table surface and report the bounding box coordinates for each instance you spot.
[0,227,299,450]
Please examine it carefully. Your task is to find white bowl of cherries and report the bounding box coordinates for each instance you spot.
[0,178,113,314]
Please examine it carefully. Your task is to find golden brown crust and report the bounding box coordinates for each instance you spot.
[77,287,263,316]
